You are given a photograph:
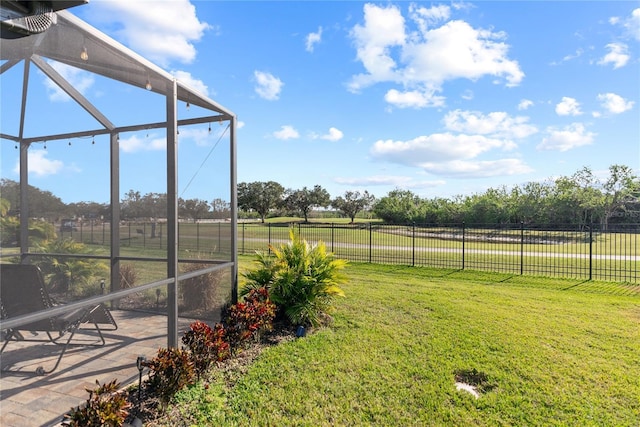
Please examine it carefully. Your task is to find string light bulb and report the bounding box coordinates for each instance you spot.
[68,141,72,146]
[92,135,95,145]
[208,123,211,133]
[44,140,47,149]
[145,79,152,90]
[186,101,190,110]
[80,46,88,61]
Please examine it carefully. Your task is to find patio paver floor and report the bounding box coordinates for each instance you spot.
[0,310,194,427]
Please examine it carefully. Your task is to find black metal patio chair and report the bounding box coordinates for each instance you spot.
[0,264,118,375]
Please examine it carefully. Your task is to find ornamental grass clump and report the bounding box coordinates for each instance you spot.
[242,229,347,327]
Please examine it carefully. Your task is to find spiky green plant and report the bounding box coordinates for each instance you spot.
[32,238,109,295]
[242,229,347,327]
[0,198,55,246]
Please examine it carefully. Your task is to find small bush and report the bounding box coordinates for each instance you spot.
[119,263,138,289]
[62,379,130,427]
[223,287,276,354]
[143,348,195,407]
[182,321,230,380]
[242,230,347,327]
[180,262,224,311]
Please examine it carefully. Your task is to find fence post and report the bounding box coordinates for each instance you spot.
[197,222,200,252]
[242,222,245,255]
[589,224,593,281]
[268,223,272,254]
[520,221,524,275]
[462,222,465,270]
[369,222,372,263]
[331,222,334,253]
[412,222,416,267]
[218,222,221,253]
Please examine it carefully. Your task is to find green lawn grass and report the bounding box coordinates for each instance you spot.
[162,261,639,426]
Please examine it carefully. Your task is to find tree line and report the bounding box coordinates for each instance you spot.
[236,164,639,230]
[373,164,639,230]
[1,164,638,230]
[0,180,232,223]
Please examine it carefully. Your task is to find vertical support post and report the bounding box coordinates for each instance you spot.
[19,141,29,261]
[268,223,272,254]
[520,221,524,275]
[412,223,416,267]
[589,224,593,281]
[331,222,334,253]
[462,222,466,270]
[109,132,121,306]
[369,222,372,263]
[18,60,30,262]
[166,79,179,348]
[230,116,238,304]
[196,222,200,252]
[241,222,245,255]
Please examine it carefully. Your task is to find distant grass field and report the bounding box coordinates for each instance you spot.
[158,261,639,426]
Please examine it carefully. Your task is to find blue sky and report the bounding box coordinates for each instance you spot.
[1,1,639,205]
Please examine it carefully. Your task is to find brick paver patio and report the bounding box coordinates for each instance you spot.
[0,310,194,427]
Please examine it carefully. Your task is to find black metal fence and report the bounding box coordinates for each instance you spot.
[59,221,639,284]
[238,222,639,284]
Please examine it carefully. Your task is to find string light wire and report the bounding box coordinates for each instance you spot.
[180,123,229,197]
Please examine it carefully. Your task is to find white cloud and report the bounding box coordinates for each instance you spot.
[598,43,629,69]
[348,4,523,108]
[178,126,225,147]
[369,127,533,178]
[306,27,323,52]
[349,3,406,90]
[254,71,284,100]
[120,134,166,153]
[335,175,445,188]
[555,97,582,116]
[597,92,634,114]
[88,0,209,66]
[384,88,445,108]
[418,158,532,178]
[518,99,534,110]
[561,48,584,62]
[320,127,344,141]
[273,125,299,140]
[461,90,474,100]
[14,150,63,176]
[537,123,595,152]
[370,133,515,166]
[172,70,209,97]
[409,4,451,34]
[443,110,538,139]
[610,8,640,41]
[43,62,94,102]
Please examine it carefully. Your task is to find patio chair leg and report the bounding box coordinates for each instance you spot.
[0,329,22,354]
[36,327,78,375]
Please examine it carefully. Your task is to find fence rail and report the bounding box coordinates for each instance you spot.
[56,221,639,284]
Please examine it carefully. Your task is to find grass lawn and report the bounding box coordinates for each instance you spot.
[158,261,639,426]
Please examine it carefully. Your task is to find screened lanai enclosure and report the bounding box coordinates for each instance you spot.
[1,1,237,424]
